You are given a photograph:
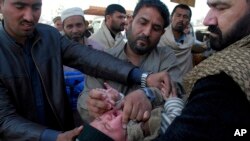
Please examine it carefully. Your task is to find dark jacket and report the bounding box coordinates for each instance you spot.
[0,23,134,140]
[155,73,250,141]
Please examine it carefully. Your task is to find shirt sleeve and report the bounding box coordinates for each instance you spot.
[160,97,184,134]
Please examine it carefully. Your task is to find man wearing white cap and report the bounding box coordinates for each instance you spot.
[61,7,105,127]
[61,7,103,50]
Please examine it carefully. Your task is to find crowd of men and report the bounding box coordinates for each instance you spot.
[0,0,249,141]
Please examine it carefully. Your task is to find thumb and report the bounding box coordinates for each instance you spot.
[104,82,112,89]
[73,125,84,136]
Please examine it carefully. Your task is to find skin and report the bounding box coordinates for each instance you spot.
[171,7,191,40]
[90,109,126,141]
[0,0,173,140]
[106,11,126,35]
[54,19,63,31]
[203,0,250,51]
[0,0,82,140]
[87,6,170,128]
[89,84,175,140]
[63,15,86,44]
[0,0,41,45]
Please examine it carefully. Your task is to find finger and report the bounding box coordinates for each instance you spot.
[89,89,107,100]
[142,111,150,121]
[135,108,144,121]
[122,100,132,129]
[89,96,111,110]
[71,126,84,138]
[161,87,168,100]
[171,81,177,97]
[130,103,139,120]
[103,82,112,89]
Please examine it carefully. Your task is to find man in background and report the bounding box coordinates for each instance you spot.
[89,4,127,49]
[158,4,206,78]
[52,16,64,35]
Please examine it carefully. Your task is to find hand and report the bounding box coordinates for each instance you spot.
[161,81,177,100]
[56,126,83,141]
[122,89,152,128]
[87,88,114,118]
[146,71,172,94]
[104,82,120,101]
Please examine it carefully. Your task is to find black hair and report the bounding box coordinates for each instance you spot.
[105,4,126,16]
[133,0,170,28]
[171,4,192,19]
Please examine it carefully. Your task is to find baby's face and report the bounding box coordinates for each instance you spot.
[90,109,126,141]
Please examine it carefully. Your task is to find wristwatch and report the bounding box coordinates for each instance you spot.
[141,72,152,88]
[141,88,155,102]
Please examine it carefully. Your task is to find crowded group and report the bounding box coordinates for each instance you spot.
[0,0,249,141]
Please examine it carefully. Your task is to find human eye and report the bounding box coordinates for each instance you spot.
[32,4,42,11]
[76,23,83,28]
[66,25,73,30]
[138,18,147,25]
[104,122,113,130]
[14,3,25,9]
[153,25,162,32]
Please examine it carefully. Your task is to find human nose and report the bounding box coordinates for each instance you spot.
[23,8,34,22]
[142,25,152,37]
[72,26,78,33]
[203,9,217,26]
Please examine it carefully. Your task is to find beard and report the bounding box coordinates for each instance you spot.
[208,11,250,51]
[111,23,125,33]
[67,33,84,42]
[126,26,154,55]
[172,22,185,33]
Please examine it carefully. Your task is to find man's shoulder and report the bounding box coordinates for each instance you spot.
[35,23,60,35]
[155,46,175,55]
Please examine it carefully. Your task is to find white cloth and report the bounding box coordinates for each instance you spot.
[61,7,84,23]
[89,21,125,49]
[158,25,195,78]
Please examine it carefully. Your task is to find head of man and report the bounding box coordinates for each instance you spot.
[105,4,126,34]
[0,0,42,44]
[171,4,192,33]
[126,0,170,55]
[90,109,126,141]
[53,16,63,31]
[61,7,86,43]
[204,0,250,51]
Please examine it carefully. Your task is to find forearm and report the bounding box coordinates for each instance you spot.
[61,38,136,84]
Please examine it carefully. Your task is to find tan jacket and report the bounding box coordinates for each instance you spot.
[89,21,125,49]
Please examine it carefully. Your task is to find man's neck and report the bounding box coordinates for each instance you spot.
[172,29,183,41]
[124,44,142,66]
[106,23,119,39]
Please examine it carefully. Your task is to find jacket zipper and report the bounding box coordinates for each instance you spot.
[31,37,64,129]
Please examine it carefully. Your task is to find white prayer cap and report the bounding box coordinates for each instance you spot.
[61,7,84,23]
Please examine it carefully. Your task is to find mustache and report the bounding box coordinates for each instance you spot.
[20,20,35,26]
[208,25,222,35]
[136,35,149,42]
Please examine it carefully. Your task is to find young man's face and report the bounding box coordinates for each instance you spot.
[90,109,126,141]
[126,6,165,55]
[107,11,126,33]
[0,0,42,42]
[203,0,250,51]
[63,15,86,42]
